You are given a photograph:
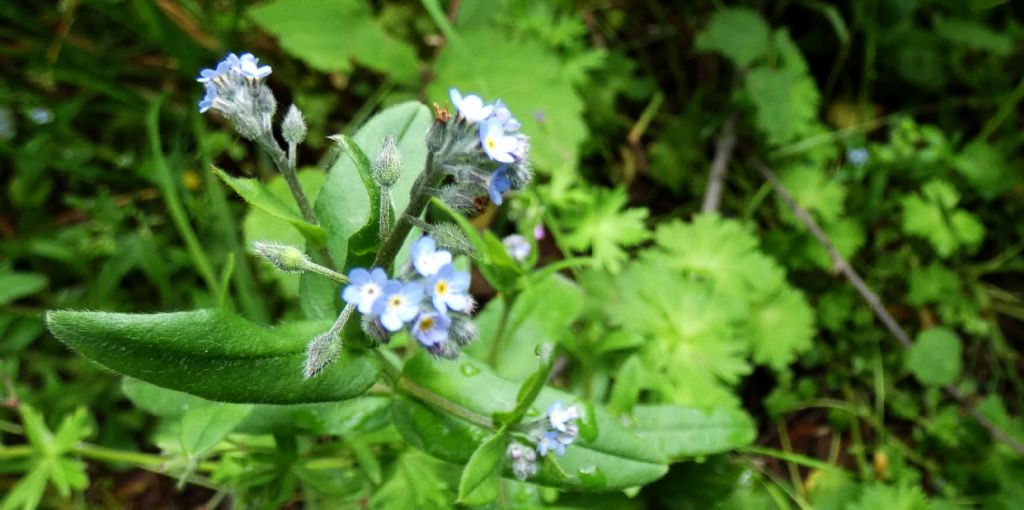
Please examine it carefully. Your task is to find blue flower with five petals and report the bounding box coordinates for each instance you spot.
[341,267,389,314]
[372,281,423,331]
[427,264,471,314]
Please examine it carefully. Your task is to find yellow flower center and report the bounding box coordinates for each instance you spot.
[389,296,402,307]
[435,281,448,295]
[486,136,497,150]
[419,317,435,331]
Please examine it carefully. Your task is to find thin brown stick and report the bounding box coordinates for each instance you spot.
[752,156,1024,458]
[701,114,738,213]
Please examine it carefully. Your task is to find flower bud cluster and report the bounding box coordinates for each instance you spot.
[506,442,538,481]
[431,88,533,209]
[341,236,477,357]
[196,53,277,140]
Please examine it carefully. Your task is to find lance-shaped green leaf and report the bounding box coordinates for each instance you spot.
[625,404,756,460]
[457,430,509,505]
[215,168,326,246]
[331,134,382,269]
[316,102,432,269]
[392,355,668,491]
[46,309,379,403]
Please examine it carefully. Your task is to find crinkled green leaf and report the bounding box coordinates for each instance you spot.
[393,355,668,491]
[46,309,379,403]
[370,451,454,510]
[695,7,771,68]
[561,187,649,273]
[777,165,846,226]
[746,66,821,146]
[248,0,419,83]
[745,285,815,371]
[901,179,985,257]
[907,264,960,306]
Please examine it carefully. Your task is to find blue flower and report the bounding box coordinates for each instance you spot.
[412,236,452,277]
[411,311,452,350]
[198,83,217,113]
[372,281,423,331]
[341,267,389,314]
[449,88,493,123]
[479,118,520,163]
[847,147,869,167]
[492,100,521,131]
[488,165,512,205]
[238,53,272,80]
[197,53,241,83]
[427,264,471,314]
[547,401,580,433]
[536,431,573,457]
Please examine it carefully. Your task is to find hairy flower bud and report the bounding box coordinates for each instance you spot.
[251,241,308,273]
[361,315,391,344]
[425,222,474,257]
[282,104,307,145]
[507,442,538,481]
[372,136,401,188]
[448,314,479,347]
[436,184,480,213]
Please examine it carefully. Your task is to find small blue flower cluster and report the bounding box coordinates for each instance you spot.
[449,88,529,206]
[196,53,272,113]
[534,401,581,457]
[342,236,474,356]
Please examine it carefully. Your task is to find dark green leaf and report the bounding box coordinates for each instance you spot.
[47,309,379,403]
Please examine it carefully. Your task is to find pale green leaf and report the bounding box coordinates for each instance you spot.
[906,328,962,386]
[695,7,771,68]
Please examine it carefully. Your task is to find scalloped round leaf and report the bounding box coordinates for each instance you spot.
[906,327,962,386]
[47,309,379,403]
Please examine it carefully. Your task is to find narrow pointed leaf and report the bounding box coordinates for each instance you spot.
[215,168,326,246]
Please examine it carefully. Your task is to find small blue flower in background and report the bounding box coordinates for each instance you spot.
[502,234,531,262]
[238,53,272,80]
[373,281,423,331]
[547,401,580,433]
[427,264,471,314]
[479,118,520,163]
[412,236,453,277]
[341,267,389,314]
[488,165,512,205]
[537,431,572,457]
[449,88,494,123]
[847,147,869,167]
[411,311,452,350]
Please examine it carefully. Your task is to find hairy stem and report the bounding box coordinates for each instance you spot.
[259,134,318,226]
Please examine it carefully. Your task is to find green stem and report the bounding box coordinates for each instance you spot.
[486,295,516,367]
[372,149,440,269]
[397,378,494,430]
[300,258,349,284]
[146,98,220,296]
[259,134,318,226]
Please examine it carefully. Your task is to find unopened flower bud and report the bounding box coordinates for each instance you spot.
[507,159,532,190]
[448,314,479,347]
[437,184,480,213]
[502,234,531,262]
[426,222,474,257]
[372,136,401,188]
[282,104,307,145]
[507,442,538,481]
[361,315,391,344]
[251,241,308,273]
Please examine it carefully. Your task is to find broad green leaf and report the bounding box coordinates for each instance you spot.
[248,0,419,83]
[745,66,821,146]
[217,168,326,246]
[315,102,432,270]
[696,8,771,68]
[123,377,390,435]
[906,328,962,386]
[430,29,587,171]
[393,354,668,491]
[954,141,1016,199]
[467,274,583,380]
[47,309,379,403]
[907,264,960,306]
[180,403,253,458]
[457,430,509,505]
[0,272,46,306]
[627,404,756,460]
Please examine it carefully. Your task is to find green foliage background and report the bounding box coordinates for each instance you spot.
[2,0,1024,508]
